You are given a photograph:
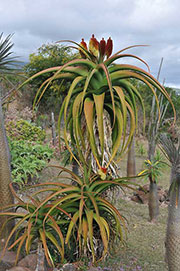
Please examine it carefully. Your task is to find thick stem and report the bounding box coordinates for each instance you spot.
[35,242,46,271]
[0,100,14,242]
[166,182,180,270]
[148,138,156,161]
[72,159,79,176]
[71,159,79,185]
[51,112,56,146]
[148,179,159,222]
[127,136,136,179]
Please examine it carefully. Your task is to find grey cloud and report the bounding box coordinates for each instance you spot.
[1,0,180,87]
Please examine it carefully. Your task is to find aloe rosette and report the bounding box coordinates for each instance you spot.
[0,184,65,267]
[20,34,175,176]
[24,165,140,262]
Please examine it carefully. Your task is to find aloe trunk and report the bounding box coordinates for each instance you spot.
[127,136,136,179]
[147,135,159,222]
[0,100,14,240]
[72,159,79,176]
[166,179,180,270]
[159,134,180,270]
[71,159,79,185]
[35,242,46,271]
[148,178,159,222]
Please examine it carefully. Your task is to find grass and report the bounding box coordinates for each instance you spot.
[99,140,171,271]
[100,198,168,271]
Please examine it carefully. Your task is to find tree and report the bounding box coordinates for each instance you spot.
[160,134,180,270]
[0,33,19,241]
[24,43,77,112]
[132,60,173,222]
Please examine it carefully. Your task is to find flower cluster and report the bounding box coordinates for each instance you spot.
[79,34,113,62]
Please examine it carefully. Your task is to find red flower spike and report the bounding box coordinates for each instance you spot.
[105,37,113,58]
[79,38,88,59]
[89,34,99,58]
[99,38,106,59]
[80,38,88,50]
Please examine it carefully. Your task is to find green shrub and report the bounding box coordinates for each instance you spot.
[139,157,166,183]
[9,139,53,186]
[6,119,46,142]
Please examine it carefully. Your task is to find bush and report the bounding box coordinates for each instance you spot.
[9,139,53,186]
[5,106,46,142]
[6,119,46,142]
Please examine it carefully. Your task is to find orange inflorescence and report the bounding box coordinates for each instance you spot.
[101,167,107,174]
[79,38,88,59]
[105,37,113,58]
[99,38,106,59]
[79,35,113,61]
[89,34,99,58]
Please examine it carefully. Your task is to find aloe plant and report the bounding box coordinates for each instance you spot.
[139,157,166,221]
[22,165,139,262]
[0,183,65,268]
[0,168,140,265]
[13,35,175,264]
[19,35,175,175]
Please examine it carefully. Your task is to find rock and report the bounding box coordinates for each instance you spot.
[0,249,17,263]
[62,263,77,271]
[17,254,53,271]
[131,190,149,204]
[137,190,149,204]
[0,249,17,270]
[139,184,149,192]
[131,185,169,205]
[18,254,37,271]
[131,195,142,204]
[87,267,103,271]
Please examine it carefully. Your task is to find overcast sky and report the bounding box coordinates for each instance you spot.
[1,0,180,87]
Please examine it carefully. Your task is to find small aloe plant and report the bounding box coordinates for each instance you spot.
[21,165,139,262]
[0,168,139,264]
[139,157,166,221]
[0,184,64,268]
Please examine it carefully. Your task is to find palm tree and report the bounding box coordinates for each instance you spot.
[0,33,19,241]
[160,133,180,270]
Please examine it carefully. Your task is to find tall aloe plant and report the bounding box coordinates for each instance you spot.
[13,35,176,264]
[20,34,175,177]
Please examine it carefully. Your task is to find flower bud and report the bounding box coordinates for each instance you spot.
[89,34,99,58]
[79,38,88,59]
[98,167,107,180]
[99,38,106,59]
[105,37,113,58]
